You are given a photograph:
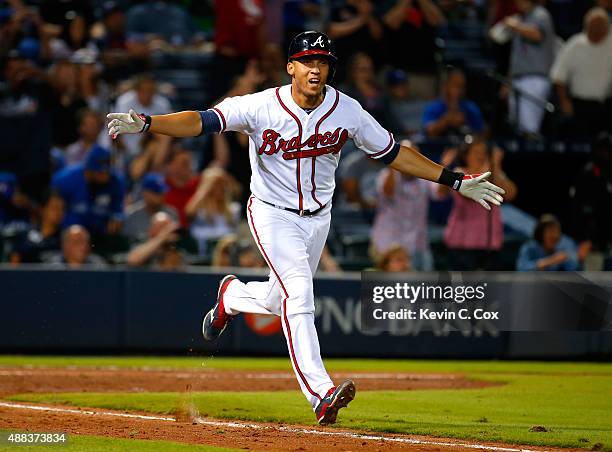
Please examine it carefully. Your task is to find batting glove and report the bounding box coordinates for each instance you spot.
[458,172,505,210]
[106,109,151,138]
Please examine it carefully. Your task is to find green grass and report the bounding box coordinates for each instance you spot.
[1,355,612,375]
[2,356,612,450]
[0,433,242,451]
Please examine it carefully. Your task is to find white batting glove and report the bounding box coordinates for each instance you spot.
[106,109,149,138]
[458,172,505,210]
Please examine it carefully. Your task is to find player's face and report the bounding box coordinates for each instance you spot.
[288,56,330,98]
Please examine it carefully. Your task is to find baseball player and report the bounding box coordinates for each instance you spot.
[107,31,505,425]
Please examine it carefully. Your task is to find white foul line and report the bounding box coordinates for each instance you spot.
[0,401,539,452]
[0,401,175,422]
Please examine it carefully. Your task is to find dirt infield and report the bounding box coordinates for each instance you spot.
[0,366,574,451]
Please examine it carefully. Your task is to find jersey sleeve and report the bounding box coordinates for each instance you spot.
[352,106,399,164]
[210,94,256,135]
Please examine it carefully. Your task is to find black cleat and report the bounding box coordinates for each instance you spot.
[202,275,237,341]
[315,379,356,425]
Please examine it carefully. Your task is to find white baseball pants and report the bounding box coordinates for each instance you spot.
[222,195,334,408]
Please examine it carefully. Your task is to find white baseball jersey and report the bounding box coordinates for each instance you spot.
[211,84,396,211]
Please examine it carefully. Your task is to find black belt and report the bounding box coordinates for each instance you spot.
[259,199,327,217]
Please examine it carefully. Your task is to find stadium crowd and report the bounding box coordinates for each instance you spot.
[0,0,611,272]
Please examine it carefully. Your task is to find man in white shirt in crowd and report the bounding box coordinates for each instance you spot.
[550,7,612,138]
[114,74,172,158]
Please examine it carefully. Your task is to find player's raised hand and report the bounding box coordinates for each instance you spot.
[106,109,146,138]
[458,172,505,210]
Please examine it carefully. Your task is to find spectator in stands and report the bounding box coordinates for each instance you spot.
[516,214,581,271]
[550,8,612,139]
[48,59,88,148]
[1,51,47,117]
[95,2,144,83]
[129,133,173,182]
[49,12,98,60]
[126,211,184,271]
[213,0,265,97]
[371,141,452,271]
[51,145,125,237]
[0,4,52,60]
[569,132,612,267]
[0,52,54,199]
[126,0,204,49]
[340,52,392,129]
[381,0,446,99]
[50,224,107,269]
[327,0,383,82]
[63,109,107,166]
[438,138,517,270]
[185,167,241,256]
[164,145,200,228]
[375,245,411,272]
[505,0,556,135]
[385,69,429,137]
[422,68,484,139]
[74,53,104,113]
[9,194,64,264]
[124,172,178,243]
[488,0,519,75]
[114,74,172,158]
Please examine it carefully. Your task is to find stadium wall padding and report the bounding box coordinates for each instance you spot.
[0,268,609,358]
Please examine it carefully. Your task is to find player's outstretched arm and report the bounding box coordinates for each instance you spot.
[107,109,202,138]
[390,143,506,210]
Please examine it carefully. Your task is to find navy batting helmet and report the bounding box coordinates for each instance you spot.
[288,31,337,62]
[288,31,337,82]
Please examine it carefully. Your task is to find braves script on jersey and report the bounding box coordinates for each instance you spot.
[211,84,396,211]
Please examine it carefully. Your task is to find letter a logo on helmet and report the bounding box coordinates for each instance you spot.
[288,31,337,62]
[311,36,325,48]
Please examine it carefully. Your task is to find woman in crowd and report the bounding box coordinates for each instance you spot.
[516,214,588,271]
[438,137,517,270]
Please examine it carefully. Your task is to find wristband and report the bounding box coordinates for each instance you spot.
[137,113,152,133]
[438,168,464,191]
